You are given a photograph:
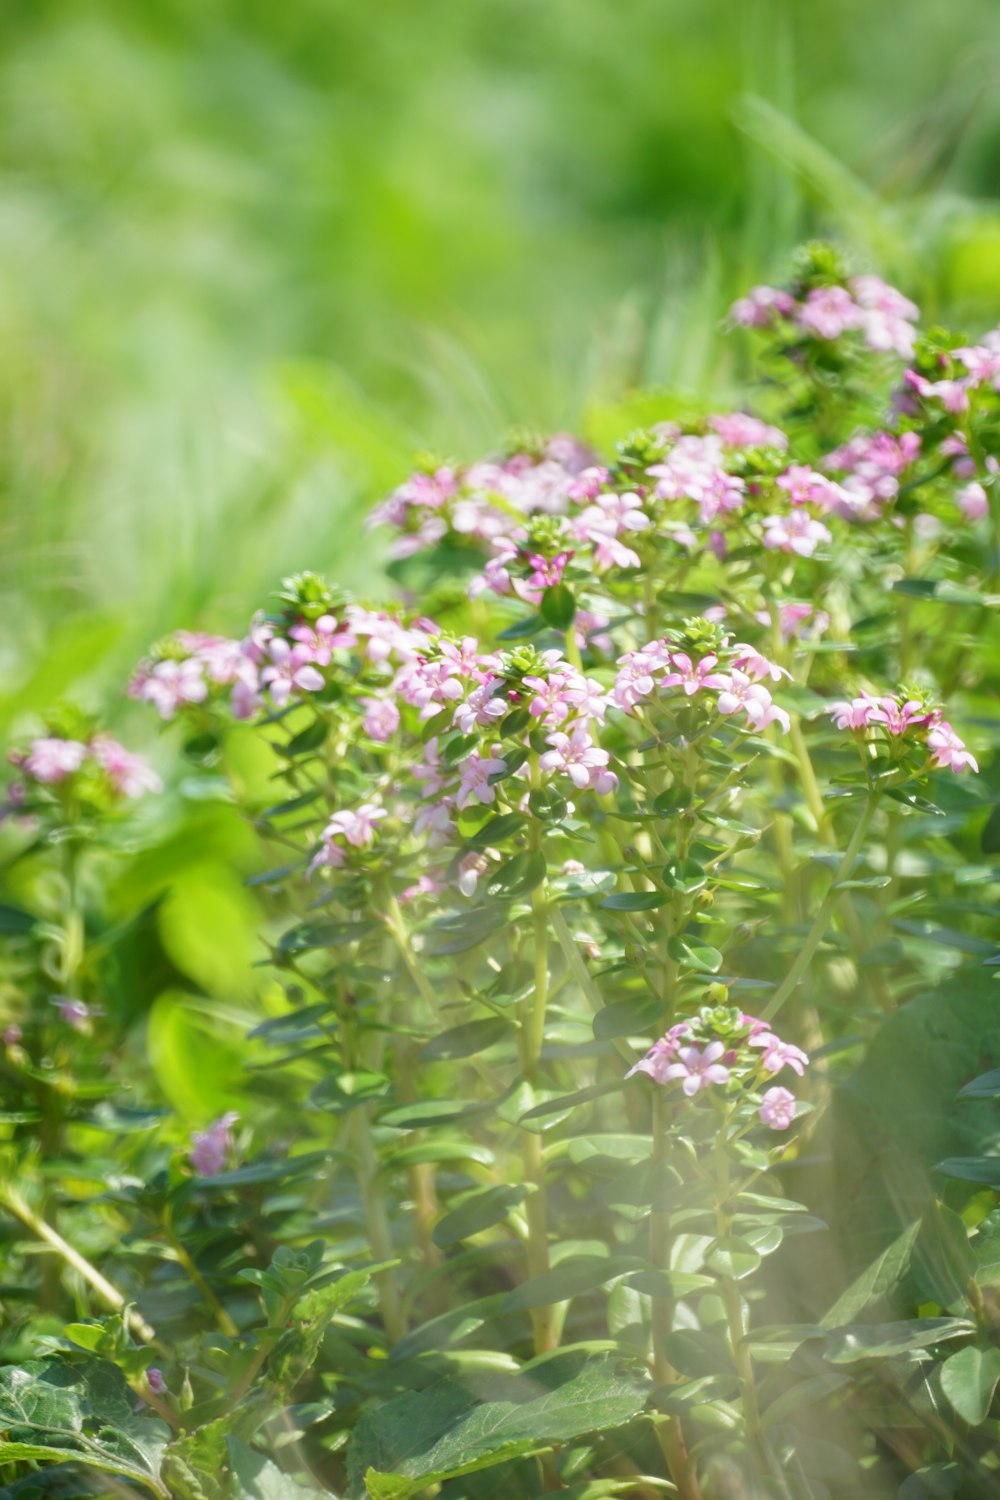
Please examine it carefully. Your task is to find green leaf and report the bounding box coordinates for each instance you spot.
[540,584,576,629]
[661,860,707,895]
[0,902,37,936]
[466,814,526,849]
[226,1436,325,1498]
[421,1018,513,1062]
[432,1186,528,1247]
[824,1317,973,1364]
[485,850,547,899]
[501,1257,639,1313]
[599,890,666,912]
[667,934,724,973]
[283,718,329,757]
[345,1352,648,1500]
[939,1345,1000,1426]
[959,1069,1000,1099]
[428,906,511,956]
[0,1358,169,1495]
[936,1157,1000,1187]
[705,1238,761,1281]
[821,1222,921,1327]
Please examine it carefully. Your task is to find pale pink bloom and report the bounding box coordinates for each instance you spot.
[730,286,795,327]
[562,675,610,723]
[664,1041,731,1097]
[773,603,827,640]
[730,646,789,684]
[346,607,430,664]
[90,736,162,798]
[561,859,586,877]
[904,370,971,414]
[958,482,990,522]
[953,345,1000,384]
[52,997,95,1032]
[926,721,979,773]
[796,285,863,341]
[19,738,88,783]
[453,680,508,734]
[260,639,325,707]
[456,752,507,809]
[523,670,577,726]
[830,695,879,731]
[190,1112,239,1176]
[146,1369,167,1395]
[401,875,442,903]
[625,1024,694,1083]
[762,511,831,557]
[716,670,780,727]
[759,1087,797,1130]
[870,695,926,737]
[290,614,356,665]
[457,852,490,898]
[850,275,918,324]
[360,696,400,741]
[3,1025,22,1045]
[539,726,617,794]
[566,466,610,502]
[850,277,919,359]
[709,412,788,450]
[662,652,729,696]
[311,802,387,871]
[750,1032,809,1077]
[776,465,849,512]
[134,657,208,719]
[413,738,450,799]
[574,608,614,657]
[413,796,455,847]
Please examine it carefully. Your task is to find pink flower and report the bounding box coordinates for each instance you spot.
[456,751,507,809]
[758,1087,797,1130]
[625,1025,694,1083]
[260,639,325,707]
[796,286,863,341]
[539,726,617,795]
[662,652,729,696]
[311,802,388,871]
[401,875,443,903]
[903,370,971,414]
[750,1032,809,1076]
[190,1112,240,1176]
[664,1041,731,1097]
[958,482,990,522]
[730,286,795,327]
[413,738,449,798]
[457,852,490,898]
[870,695,926,737]
[762,511,831,557]
[133,658,208,719]
[709,412,788,450]
[52,997,95,1032]
[525,550,573,589]
[290,614,355,664]
[360,697,400,742]
[453,680,508,734]
[19,738,88,784]
[716,671,790,733]
[413,796,455,847]
[146,1368,167,1395]
[730,646,789,684]
[926,721,978,774]
[830,695,879,731]
[91,736,162,798]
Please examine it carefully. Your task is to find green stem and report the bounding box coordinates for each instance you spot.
[761,792,879,1024]
[522,871,557,1354]
[0,1186,156,1343]
[165,1221,238,1337]
[714,1130,768,1484]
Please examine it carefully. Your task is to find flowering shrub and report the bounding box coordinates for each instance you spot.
[4,243,1000,1498]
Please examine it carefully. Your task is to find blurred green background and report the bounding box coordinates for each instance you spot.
[3,0,1000,1117]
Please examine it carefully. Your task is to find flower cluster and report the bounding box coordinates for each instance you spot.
[612,630,791,733]
[189,1112,240,1177]
[7,731,161,805]
[732,266,919,359]
[830,691,978,773]
[626,1004,809,1130]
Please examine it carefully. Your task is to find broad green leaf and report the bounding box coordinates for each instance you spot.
[226,1435,326,1498]
[600,891,666,912]
[345,1352,648,1500]
[824,1317,973,1364]
[667,934,724,973]
[936,1157,1000,1188]
[958,1069,1000,1099]
[939,1345,1000,1426]
[705,1238,761,1281]
[503,1257,642,1313]
[421,1018,513,1062]
[0,902,37,936]
[540,584,576,629]
[428,906,511,956]
[0,1359,169,1495]
[432,1186,528,1247]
